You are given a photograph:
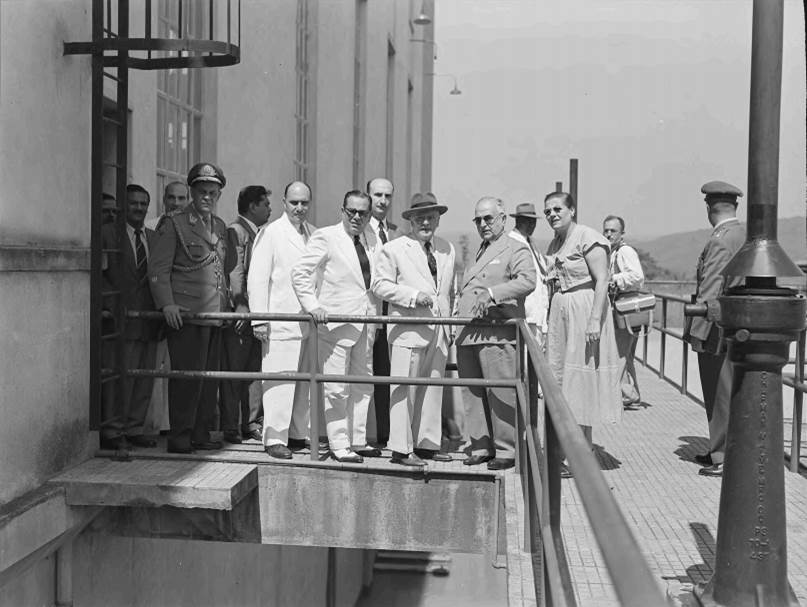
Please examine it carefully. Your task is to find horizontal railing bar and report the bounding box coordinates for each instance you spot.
[642,358,705,406]
[127,368,516,388]
[784,374,807,394]
[101,290,120,298]
[128,310,512,327]
[650,293,690,304]
[100,332,121,341]
[517,320,666,606]
[655,327,685,340]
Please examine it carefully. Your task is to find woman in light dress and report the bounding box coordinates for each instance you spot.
[543,192,622,453]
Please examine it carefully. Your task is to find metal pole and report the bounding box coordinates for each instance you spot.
[554,181,562,193]
[791,331,805,473]
[694,0,805,604]
[309,320,320,461]
[569,158,578,206]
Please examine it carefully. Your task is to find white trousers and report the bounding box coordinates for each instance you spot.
[387,336,447,455]
[320,327,373,451]
[261,338,311,447]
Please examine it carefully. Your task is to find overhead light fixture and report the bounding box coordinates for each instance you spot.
[427,72,462,96]
[413,2,431,26]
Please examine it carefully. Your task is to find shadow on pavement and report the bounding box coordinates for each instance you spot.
[593,443,622,470]
[674,435,711,464]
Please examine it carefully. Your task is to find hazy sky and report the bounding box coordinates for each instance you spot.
[432,0,806,240]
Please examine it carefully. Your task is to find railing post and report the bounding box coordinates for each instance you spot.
[790,329,805,473]
[642,325,648,367]
[658,298,667,379]
[681,338,689,396]
[309,318,320,462]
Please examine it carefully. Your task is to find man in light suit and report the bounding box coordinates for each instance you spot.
[456,197,537,470]
[292,190,380,463]
[248,181,317,460]
[683,180,745,477]
[220,185,271,444]
[100,184,160,450]
[366,177,402,448]
[372,193,455,467]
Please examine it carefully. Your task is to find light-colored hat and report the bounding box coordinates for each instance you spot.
[509,202,538,218]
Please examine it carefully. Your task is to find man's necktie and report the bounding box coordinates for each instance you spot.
[353,234,372,290]
[378,222,388,244]
[476,241,489,261]
[425,241,438,286]
[134,228,147,280]
[299,223,308,243]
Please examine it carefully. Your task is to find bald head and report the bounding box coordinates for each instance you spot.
[367,177,394,221]
[163,181,189,213]
[283,181,312,226]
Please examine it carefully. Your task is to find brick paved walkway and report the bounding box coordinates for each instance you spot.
[561,364,807,606]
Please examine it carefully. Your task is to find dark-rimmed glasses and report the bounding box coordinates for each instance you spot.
[343,207,370,219]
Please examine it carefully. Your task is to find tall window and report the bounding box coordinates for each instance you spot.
[295,0,312,183]
[156,0,205,209]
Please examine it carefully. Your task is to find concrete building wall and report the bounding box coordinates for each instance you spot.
[0,0,95,505]
[71,535,368,607]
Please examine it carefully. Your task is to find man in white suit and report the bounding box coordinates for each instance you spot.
[372,193,456,467]
[508,203,549,346]
[248,181,316,459]
[291,190,380,463]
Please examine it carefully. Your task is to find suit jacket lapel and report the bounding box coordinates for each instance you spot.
[340,227,365,286]
[284,214,308,253]
[463,235,507,288]
[407,237,434,288]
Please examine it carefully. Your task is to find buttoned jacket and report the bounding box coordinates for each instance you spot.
[291,222,380,346]
[684,218,745,352]
[148,206,228,325]
[101,223,159,341]
[372,234,456,348]
[456,233,537,345]
[247,213,316,341]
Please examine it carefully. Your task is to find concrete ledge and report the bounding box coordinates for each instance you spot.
[49,458,258,510]
[0,245,90,272]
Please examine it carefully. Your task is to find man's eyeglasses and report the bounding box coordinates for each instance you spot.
[472,213,502,226]
[343,207,369,219]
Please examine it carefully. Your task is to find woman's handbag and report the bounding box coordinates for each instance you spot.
[612,291,656,333]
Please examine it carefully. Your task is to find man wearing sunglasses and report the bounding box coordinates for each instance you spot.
[455,197,537,471]
[291,190,381,463]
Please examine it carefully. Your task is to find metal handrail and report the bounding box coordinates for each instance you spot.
[643,283,806,472]
[125,308,667,604]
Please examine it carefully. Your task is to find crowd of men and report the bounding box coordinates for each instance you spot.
[100,161,738,476]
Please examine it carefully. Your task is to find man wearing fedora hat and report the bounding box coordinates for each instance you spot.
[372,193,456,467]
[508,202,549,347]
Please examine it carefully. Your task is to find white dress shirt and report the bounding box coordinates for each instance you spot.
[609,242,644,292]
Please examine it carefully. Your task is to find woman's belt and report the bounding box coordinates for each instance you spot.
[557,280,594,294]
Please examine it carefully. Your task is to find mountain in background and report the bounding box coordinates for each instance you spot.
[633,216,806,279]
[441,217,805,279]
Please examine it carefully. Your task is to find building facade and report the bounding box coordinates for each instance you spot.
[0,1,435,604]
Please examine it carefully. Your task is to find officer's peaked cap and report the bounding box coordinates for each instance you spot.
[701,180,742,203]
[188,163,226,188]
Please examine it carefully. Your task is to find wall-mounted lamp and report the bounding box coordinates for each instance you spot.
[410,38,437,60]
[427,72,462,96]
[413,2,432,26]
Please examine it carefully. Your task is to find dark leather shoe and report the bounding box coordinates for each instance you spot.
[223,431,242,444]
[332,451,364,464]
[287,438,308,450]
[242,429,263,441]
[694,453,713,466]
[125,435,157,448]
[487,458,515,471]
[265,444,293,460]
[391,451,426,467]
[414,449,452,462]
[191,440,223,451]
[463,454,493,466]
[100,436,127,450]
[354,447,382,458]
[699,463,723,477]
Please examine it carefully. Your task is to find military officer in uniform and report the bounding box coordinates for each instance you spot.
[684,180,745,477]
[149,162,229,453]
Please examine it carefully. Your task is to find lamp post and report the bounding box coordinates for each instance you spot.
[686,0,805,604]
[426,73,462,96]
